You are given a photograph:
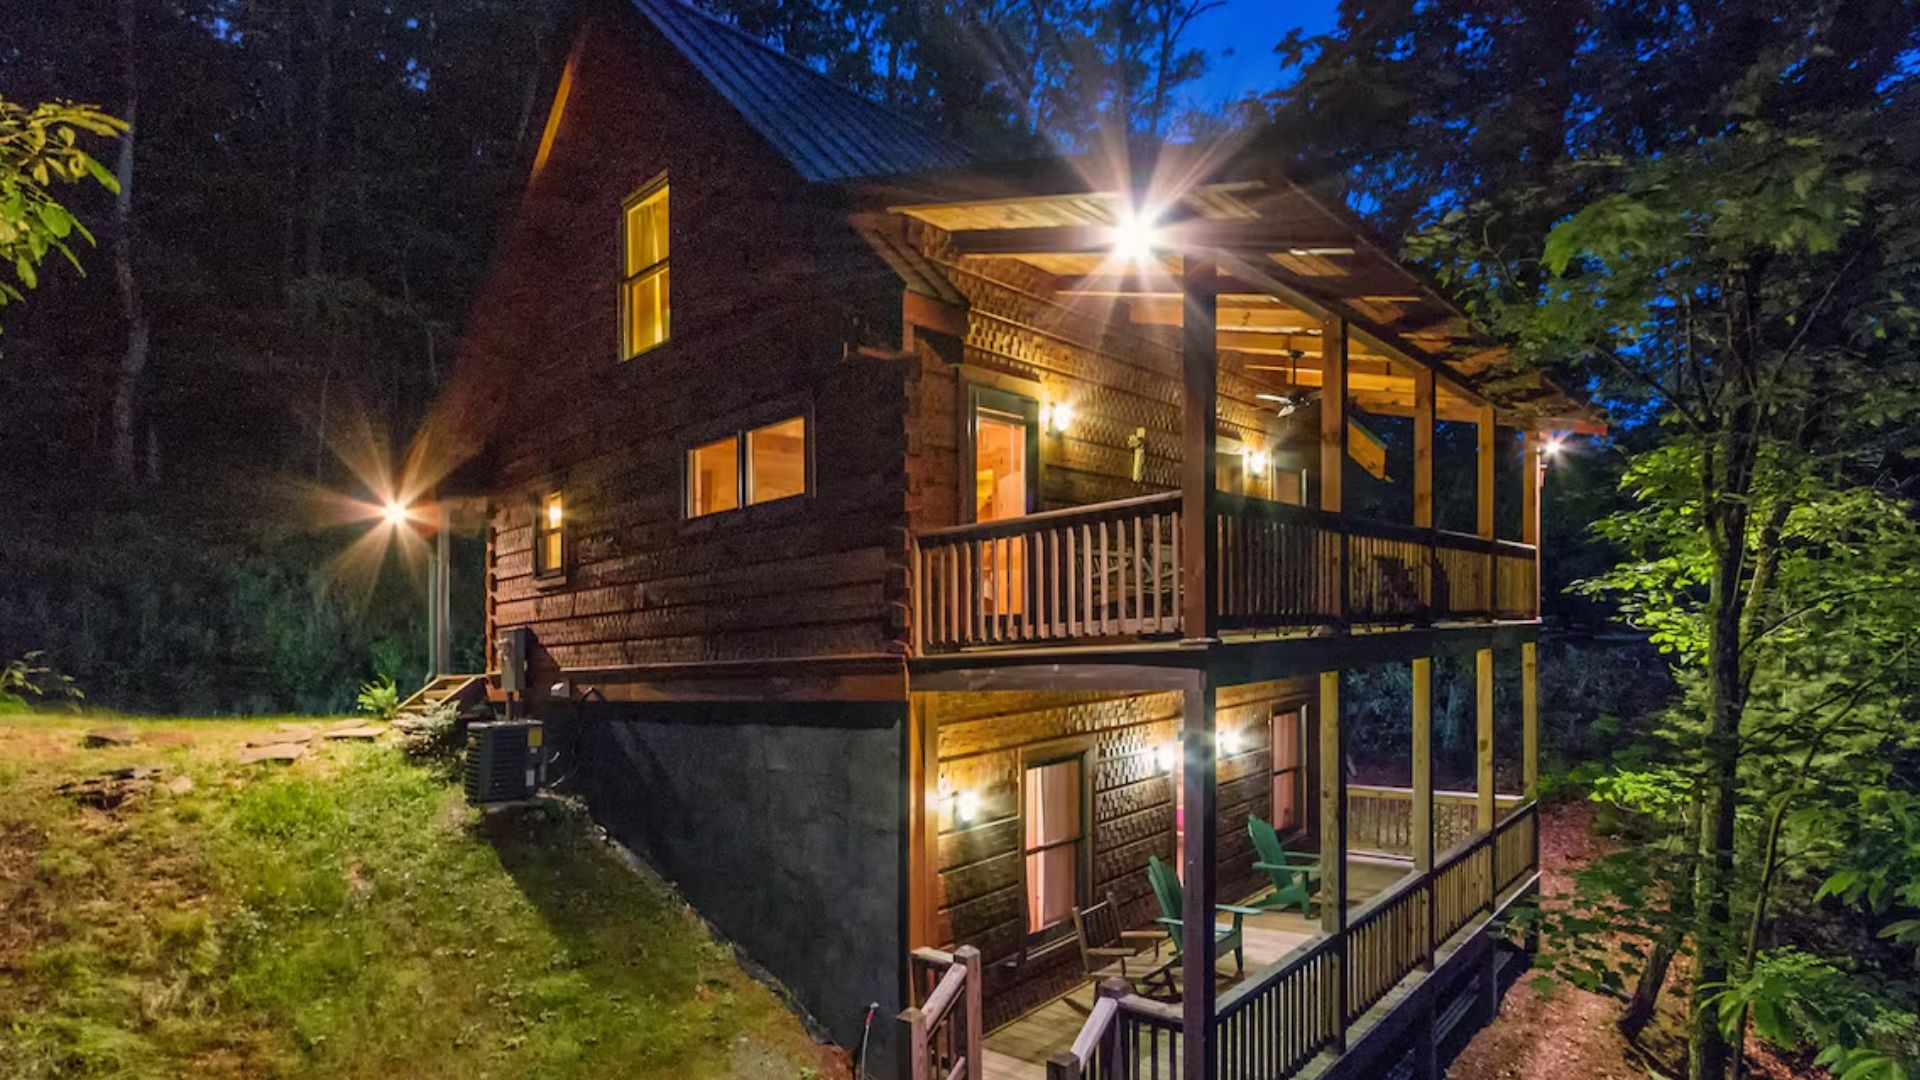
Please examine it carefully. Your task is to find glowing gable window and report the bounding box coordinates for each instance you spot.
[621,183,669,358]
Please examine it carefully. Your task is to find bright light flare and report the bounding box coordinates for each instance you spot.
[1110,206,1163,265]
[1541,434,1567,459]
[383,500,412,527]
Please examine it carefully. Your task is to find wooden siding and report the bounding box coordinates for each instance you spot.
[903,219,1321,533]
[459,9,913,684]
[924,678,1312,1028]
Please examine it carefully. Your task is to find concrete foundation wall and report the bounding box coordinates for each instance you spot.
[570,700,907,1073]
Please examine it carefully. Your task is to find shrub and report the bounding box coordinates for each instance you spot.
[355,675,400,721]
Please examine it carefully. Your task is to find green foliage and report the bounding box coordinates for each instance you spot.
[1819,790,1920,964]
[1701,948,1917,1078]
[0,650,82,714]
[0,96,124,332]
[354,675,399,721]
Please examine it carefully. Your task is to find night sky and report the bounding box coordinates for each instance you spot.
[1186,0,1340,105]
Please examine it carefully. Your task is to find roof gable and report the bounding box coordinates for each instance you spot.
[628,0,974,183]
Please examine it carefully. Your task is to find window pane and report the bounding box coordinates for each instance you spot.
[1026,847,1077,933]
[974,409,1027,522]
[1274,771,1300,830]
[688,437,738,517]
[535,492,564,574]
[624,187,668,273]
[1272,706,1301,771]
[623,265,669,357]
[747,417,806,504]
[1024,759,1081,848]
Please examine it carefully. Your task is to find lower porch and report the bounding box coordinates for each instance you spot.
[902,642,1542,1080]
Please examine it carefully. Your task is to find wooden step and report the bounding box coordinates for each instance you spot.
[395,674,485,718]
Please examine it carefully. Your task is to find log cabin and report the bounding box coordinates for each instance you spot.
[446,1,1603,1076]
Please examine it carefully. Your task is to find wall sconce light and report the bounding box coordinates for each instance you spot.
[1245,448,1271,475]
[1156,741,1179,774]
[1218,728,1243,757]
[954,789,981,824]
[1540,435,1566,461]
[1044,401,1075,435]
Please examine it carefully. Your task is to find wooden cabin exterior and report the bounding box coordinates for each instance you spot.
[448,2,1600,1077]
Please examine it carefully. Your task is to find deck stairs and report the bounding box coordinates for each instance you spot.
[396,674,487,721]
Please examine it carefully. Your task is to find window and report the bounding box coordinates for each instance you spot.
[533,491,565,577]
[687,436,739,518]
[686,416,809,518]
[747,416,807,505]
[1024,757,1085,935]
[1271,704,1307,832]
[621,183,669,358]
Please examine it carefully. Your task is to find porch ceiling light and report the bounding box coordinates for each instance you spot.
[1110,206,1163,266]
[1541,434,1567,459]
[382,499,411,527]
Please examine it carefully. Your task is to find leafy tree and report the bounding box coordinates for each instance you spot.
[1414,89,1920,1080]
[0,97,124,338]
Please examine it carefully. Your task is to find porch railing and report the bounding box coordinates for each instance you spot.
[1050,801,1542,1080]
[1346,785,1526,858]
[901,946,984,1080]
[912,493,1537,653]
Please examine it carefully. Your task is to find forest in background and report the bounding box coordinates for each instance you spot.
[4,1,1919,1075]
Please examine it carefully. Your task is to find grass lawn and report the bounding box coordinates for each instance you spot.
[0,714,846,1079]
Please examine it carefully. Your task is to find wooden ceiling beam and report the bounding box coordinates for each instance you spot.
[947,223,1358,258]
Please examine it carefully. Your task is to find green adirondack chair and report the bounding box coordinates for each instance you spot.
[1248,815,1321,918]
[1146,854,1258,976]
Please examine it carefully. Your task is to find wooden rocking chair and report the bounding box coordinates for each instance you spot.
[1067,891,1175,1007]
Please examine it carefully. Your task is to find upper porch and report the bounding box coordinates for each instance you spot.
[855,147,1597,661]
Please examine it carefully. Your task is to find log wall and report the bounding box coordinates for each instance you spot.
[458,9,912,682]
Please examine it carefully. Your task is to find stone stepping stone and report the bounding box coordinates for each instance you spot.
[82,726,138,748]
[321,725,386,741]
[236,743,308,765]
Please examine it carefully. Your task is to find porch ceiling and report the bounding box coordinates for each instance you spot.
[863,154,1603,435]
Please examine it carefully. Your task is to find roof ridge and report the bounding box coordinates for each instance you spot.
[636,0,967,159]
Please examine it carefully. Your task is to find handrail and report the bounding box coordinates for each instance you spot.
[1048,980,1182,1080]
[901,945,983,1080]
[911,492,1541,653]
[1345,783,1525,804]
[915,491,1181,542]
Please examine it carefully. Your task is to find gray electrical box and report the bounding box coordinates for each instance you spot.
[497,627,530,694]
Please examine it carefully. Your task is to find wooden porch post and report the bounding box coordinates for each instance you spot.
[907,696,938,952]
[1321,317,1349,622]
[1522,431,1542,619]
[1412,655,1435,969]
[1181,676,1219,1080]
[1475,647,1495,833]
[1476,404,1495,618]
[1413,367,1435,620]
[1318,669,1349,1049]
[1181,253,1219,642]
[1522,641,1540,801]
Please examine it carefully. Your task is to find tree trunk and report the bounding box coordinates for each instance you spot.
[109,0,148,484]
[1688,388,1759,1080]
[1620,938,1676,1043]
